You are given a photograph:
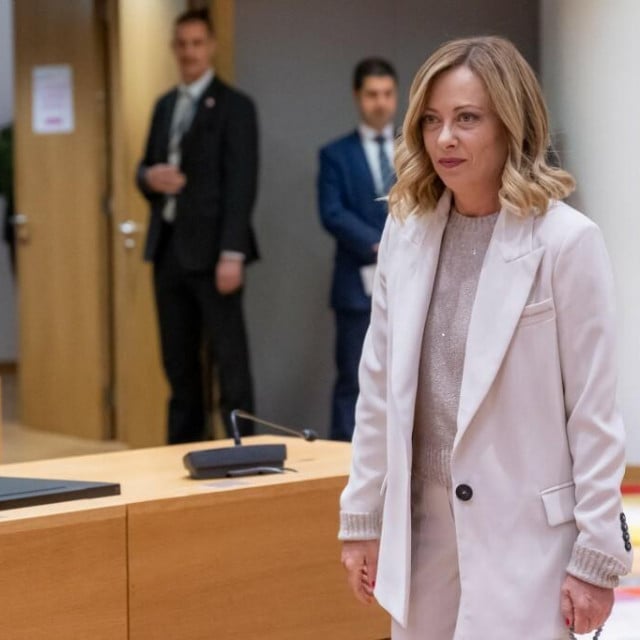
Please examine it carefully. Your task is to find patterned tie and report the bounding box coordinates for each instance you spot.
[375,134,395,196]
[163,89,195,223]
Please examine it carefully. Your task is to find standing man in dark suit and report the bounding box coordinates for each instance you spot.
[136,9,258,444]
[318,59,398,441]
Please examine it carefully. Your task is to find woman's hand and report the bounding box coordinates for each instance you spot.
[341,539,380,604]
[560,574,614,634]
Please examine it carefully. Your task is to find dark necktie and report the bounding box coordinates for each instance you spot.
[375,134,395,195]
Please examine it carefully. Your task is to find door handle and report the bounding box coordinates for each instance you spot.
[13,212,30,243]
[118,219,142,249]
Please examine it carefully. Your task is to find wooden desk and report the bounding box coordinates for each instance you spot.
[0,506,128,640]
[0,437,389,639]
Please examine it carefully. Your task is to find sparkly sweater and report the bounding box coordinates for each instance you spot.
[412,209,498,486]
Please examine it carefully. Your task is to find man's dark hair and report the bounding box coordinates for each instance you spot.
[174,8,214,35]
[353,58,397,91]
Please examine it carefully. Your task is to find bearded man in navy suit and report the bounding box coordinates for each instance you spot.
[318,59,398,441]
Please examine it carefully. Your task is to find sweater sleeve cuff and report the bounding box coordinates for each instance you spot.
[566,543,628,588]
[338,511,382,540]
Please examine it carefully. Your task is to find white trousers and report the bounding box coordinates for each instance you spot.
[391,479,461,640]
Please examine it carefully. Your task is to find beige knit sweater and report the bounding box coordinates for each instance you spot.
[412,209,499,486]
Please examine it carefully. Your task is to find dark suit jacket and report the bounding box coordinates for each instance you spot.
[0,125,14,258]
[137,76,259,271]
[318,130,388,311]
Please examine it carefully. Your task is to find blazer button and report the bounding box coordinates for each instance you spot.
[623,532,631,543]
[620,512,627,523]
[625,541,633,552]
[456,484,473,501]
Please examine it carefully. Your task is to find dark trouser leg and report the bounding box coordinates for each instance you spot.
[196,282,254,438]
[330,309,370,441]
[153,236,206,444]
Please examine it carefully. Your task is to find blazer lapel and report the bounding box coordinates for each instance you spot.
[180,77,221,155]
[390,191,452,451]
[454,210,545,447]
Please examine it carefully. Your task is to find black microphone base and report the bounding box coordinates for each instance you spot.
[183,444,287,479]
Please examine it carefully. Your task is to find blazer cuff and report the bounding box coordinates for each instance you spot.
[338,511,382,540]
[566,543,628,588]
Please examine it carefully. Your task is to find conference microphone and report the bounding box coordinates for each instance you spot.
[183,410,317,480]
[230,409,318,445]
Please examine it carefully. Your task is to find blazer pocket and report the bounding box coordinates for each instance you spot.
[518,297,555,328]
[540,481,576,526]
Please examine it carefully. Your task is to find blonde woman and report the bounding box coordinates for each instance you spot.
[339,36,632,639]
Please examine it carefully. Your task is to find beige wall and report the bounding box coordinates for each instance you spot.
[541,0,640,463]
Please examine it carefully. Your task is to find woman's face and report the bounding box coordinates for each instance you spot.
[421,66,508,212]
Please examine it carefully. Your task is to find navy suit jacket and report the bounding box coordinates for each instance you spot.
[317,130,389,311]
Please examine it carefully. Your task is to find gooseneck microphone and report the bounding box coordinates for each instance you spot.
[183,410,317,480]
[230,409,318,445]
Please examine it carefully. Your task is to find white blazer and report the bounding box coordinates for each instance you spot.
[340,191,633,638]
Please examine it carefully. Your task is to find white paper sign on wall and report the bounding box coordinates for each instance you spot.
[32,65,75,134]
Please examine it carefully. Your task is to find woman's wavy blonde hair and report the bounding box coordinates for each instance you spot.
[389,36,575,219]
